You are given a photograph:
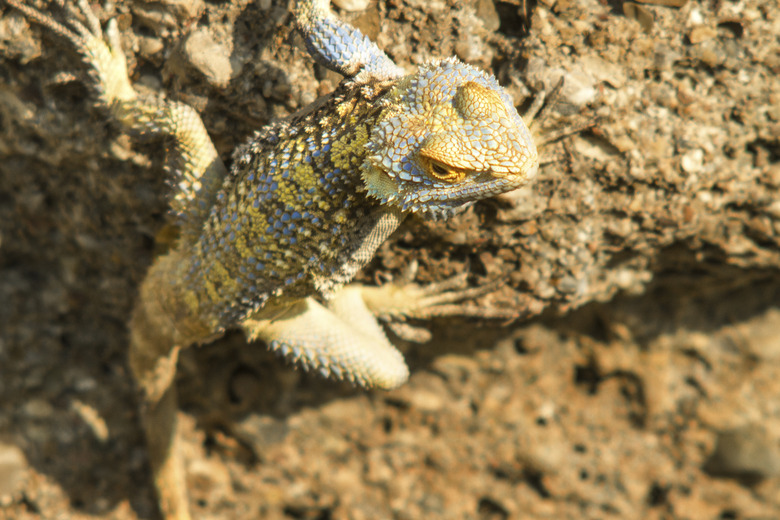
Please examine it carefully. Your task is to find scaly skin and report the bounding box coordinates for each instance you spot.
[6,1,539,518]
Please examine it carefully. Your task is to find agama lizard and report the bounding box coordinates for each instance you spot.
[6,1,540,518]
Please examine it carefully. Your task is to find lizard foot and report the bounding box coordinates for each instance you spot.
[7,0,137,104]
[360,260,518,335]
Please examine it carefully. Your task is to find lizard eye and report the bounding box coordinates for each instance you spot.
[431,162,448,176]
[422,157,469,182]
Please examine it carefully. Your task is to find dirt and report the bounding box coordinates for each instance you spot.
[1,0,779,519]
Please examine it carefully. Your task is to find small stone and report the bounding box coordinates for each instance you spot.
[21,398,53,419]
[0,443,28,505]
[455,33,487,65]
[688,25,718,44]
[733,308,780,360]
[232,415,289,454]
[183,28,238,89]
[409,389,445,412]
[138,35,164,58]
[680,149,704,174]
[475,0,501,33]
[766,200,780,219]
[556,275,581,294]
[560,69,598,106]
[704,425,780,481]
[333,0,370,11]
[160,0,205,22]
[623,3,653,32]
[580,55,627,89]
[187,457,233,506]
[71,400,110,443]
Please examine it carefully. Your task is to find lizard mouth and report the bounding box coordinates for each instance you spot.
[362,159,539,220]
[403,167,538,219]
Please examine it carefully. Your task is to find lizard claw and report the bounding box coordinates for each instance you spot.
[362,266,516,322]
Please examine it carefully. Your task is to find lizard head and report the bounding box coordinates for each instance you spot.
[362,57,538,219]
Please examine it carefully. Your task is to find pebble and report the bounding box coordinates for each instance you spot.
[680,148,704,174]
[704,425,780,480]
[0,443,28,505]
[475,0,500,33]
[183,28,238,89]
[333,0,370,11]
[187,457,233,506]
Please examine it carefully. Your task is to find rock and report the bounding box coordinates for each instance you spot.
[188,457,234,507]
[333,0,370,11]
[0,443,28,506]
[183,28,239,89]
[704,425,780,481]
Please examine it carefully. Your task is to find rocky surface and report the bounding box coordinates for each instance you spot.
[0,0,778,518]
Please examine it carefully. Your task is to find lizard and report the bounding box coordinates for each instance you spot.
[6,0,540,518]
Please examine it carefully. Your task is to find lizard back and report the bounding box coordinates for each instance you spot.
[180,78,398,328]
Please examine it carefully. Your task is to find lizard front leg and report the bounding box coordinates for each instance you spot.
[243,295,410,390]
[242,268,511,389]
[295,0,404,80]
